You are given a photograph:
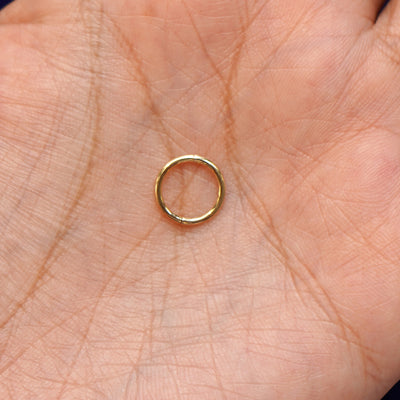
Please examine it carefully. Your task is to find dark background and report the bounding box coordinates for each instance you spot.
[0,0,399,398]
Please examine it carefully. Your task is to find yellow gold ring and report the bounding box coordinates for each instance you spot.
[155,155,225,225]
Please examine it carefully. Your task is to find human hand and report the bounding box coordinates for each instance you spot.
[0,0,399,398]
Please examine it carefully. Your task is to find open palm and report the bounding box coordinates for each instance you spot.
[1,0,400,398]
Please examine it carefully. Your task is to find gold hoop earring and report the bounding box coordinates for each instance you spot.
[155,155,225,225]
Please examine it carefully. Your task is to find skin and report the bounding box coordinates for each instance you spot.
[0,0,400,398]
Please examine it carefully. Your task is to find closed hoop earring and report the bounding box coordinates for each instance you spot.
[155,155,225,225]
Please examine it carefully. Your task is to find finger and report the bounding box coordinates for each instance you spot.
[0,0,76,24]
[0,0,43,24]
[373,0,400,66]
[375,0,400,30]
[344,0,388,22]
[280,0,387,25]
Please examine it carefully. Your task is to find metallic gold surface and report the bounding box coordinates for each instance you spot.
[155,155,225,225]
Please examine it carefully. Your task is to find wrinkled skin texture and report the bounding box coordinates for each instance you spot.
[1,0,400,398]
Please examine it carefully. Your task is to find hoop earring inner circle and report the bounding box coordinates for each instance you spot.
[155,155,225,225]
